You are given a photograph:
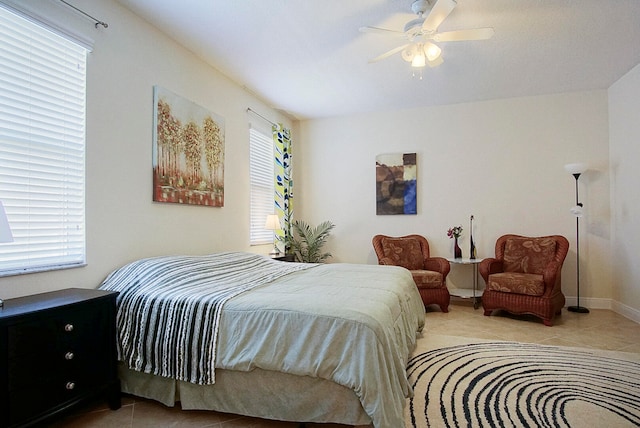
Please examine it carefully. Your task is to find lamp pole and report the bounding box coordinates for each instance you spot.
[567,169,589,314]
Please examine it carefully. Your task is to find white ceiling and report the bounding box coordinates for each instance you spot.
[115,0,640,120]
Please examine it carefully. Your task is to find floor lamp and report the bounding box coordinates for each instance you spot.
[564,163,589,314]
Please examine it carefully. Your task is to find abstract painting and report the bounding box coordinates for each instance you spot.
[376,153,417,215]
[153,86,225,206]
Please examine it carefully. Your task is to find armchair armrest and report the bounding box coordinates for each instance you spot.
[542,259,562,294]
[478,258,503,282]
[424,257,451,280]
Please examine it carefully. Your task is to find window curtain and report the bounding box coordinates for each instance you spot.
[272,124,293,254]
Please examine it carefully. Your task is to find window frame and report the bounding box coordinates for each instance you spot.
[0,5,88,276]
[249,125,275,246]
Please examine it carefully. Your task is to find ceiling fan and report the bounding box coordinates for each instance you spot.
[360,0,494,68]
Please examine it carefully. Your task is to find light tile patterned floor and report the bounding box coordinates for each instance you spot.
[51,300,640,427]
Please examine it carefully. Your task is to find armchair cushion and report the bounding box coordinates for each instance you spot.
[379,237,424,270]
[412,270,444,289]
[487,272,545,296]
[503,237,557,274]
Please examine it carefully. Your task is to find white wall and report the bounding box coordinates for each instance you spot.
[0,0,287,299]
[296,91,612,304]
[609,62,640,318]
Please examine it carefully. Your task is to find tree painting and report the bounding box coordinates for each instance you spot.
[153,86,225,207]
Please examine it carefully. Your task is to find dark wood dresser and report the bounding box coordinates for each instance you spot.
[0,288,121,428]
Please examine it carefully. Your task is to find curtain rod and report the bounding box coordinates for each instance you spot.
[59,0,108,28]
[247,108,276,127]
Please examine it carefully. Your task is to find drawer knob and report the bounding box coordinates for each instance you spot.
[64,324,74,332]
[65,352,74,360]
[65,382,75,390]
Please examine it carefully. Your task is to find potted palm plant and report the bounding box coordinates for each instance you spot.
[287,220,335,263]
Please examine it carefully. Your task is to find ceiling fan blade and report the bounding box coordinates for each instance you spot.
[369,44,411,63]
[422,0,457,33]
[359,26,406,37]
[434,28,495,42]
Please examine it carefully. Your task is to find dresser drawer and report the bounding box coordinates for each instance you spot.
[9,378,91,424]
[7,301,110,354]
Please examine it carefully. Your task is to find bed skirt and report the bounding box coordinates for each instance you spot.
[119,364,373,426]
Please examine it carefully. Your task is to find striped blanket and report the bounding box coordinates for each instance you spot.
[99,252,315,384]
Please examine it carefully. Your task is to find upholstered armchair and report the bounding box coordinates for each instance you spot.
[479,234,569,326]
[372,234,451,312]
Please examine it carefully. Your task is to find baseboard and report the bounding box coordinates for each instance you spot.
[565,296,640,324]
[611,300,640,324]
[564,296,612,310]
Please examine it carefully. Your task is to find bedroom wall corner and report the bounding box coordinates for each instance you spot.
[609,60,640,315]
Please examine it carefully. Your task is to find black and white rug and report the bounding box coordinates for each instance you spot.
[406,336,640,428]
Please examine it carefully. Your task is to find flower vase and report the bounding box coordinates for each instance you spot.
[454,237,462,259]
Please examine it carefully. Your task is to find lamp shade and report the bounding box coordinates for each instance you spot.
[264,214,281,231]
[411,51,426,68]
[424,42,442,62]
[564,163,587,175]
[0,201,13,243]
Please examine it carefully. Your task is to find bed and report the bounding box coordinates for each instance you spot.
[98,252,425,428]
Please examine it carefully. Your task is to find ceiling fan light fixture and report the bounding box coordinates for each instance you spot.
[423,42,441,61]
[401,45,416,62]
[410,44,426,67]
[411,52,426,68]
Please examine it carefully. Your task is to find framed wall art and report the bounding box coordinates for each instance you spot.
[376,152,417,215]
[152,86,225,207]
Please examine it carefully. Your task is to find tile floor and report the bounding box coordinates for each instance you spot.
[51,299,640,427]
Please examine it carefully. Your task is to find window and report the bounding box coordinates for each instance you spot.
[0,5,87,276]
[249,126,274,245]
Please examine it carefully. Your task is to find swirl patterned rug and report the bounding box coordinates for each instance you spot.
[405,335,640,428]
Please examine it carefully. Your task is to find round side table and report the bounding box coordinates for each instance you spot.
[447,257,484,309]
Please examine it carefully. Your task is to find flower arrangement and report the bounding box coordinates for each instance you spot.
[447,225,463,239]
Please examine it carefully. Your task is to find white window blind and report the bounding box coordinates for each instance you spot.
[0,6,87,276]
[249,126,275,245]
